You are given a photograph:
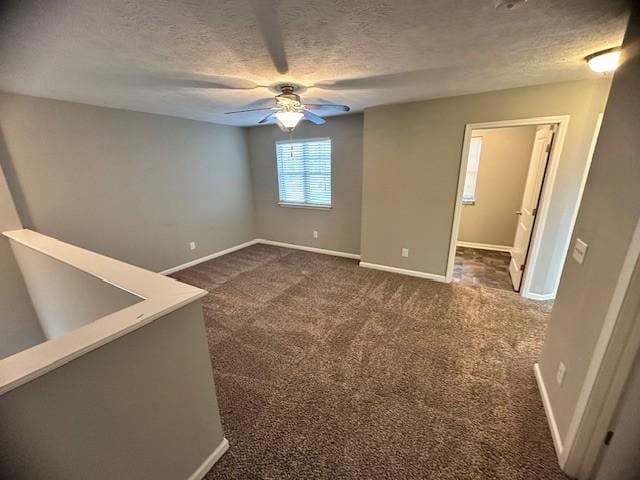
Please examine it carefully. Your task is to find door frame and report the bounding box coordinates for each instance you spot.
[445,115,571,300]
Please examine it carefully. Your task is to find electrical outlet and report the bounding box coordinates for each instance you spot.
[313,230,319,239]
[401,248,409,258]
[189,241,196,251]
[556,362,566,386]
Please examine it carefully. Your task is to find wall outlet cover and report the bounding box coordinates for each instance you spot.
[401,248,409,258]
[313,230,319,239]
[189,241,196,251]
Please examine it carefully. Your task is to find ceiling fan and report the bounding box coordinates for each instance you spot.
[225,84,350,132]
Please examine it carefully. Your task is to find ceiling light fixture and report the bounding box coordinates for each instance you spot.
[586,47,621,73]
[225,84,350,132]
[274,110,304,131]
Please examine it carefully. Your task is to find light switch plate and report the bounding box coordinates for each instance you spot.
[572,238,588,264]
[556,362,567,386]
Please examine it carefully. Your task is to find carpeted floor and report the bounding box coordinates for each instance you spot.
[171,244,566,479]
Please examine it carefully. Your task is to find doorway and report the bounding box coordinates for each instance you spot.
[446,116,572,299]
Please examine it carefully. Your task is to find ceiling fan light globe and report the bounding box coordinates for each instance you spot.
[586,48,621,73]
[275,111,304,130]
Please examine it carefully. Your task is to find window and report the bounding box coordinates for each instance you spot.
[275,138,332,208]
[463,136,482,204]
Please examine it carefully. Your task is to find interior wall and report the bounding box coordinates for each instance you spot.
[0,161,43,359]
[0,302,226,480]
[0,92,256,273]
[538,8,640,448]
[360,79,610,280]
[247,114,363,255]
[10,240,141,340]
[458,126,536,248]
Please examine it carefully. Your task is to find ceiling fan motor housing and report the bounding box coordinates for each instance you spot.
[275,84,302,109]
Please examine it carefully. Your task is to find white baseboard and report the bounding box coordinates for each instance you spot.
[256,239,360,260]
[187,437,229,480]
[456,241,513,253]
[159,240,259,275]
[525,292,556,301]
[534,363,564,460]
[359,261,447,282]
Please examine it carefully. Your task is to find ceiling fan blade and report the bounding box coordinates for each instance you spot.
[313,67,466,91]
[249,0,289,74]
[178,79,261,90]
[225,107,275,115]
[304,104,350,113]
[106,72,266,90]
[303,109,326,125]
[258,112,278,124]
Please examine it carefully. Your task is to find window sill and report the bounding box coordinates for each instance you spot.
[278,202,332,210]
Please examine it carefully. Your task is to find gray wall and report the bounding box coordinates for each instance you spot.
[0,161,43,359]
[0,237,44,359]
[539,9,640,444]
[0,93,256,273]
[458,126,536,247]
[0,301,226,480]
[361,79,610,278]
[247,114,363,255]
[10,240,141,340]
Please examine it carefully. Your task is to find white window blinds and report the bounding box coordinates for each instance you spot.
[275,138,332,207]
[463,136,482,203]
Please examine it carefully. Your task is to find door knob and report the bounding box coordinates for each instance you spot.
[515,210,522,215]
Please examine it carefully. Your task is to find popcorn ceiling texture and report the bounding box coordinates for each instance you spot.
[172,244,567,479]
[0,0,628,126]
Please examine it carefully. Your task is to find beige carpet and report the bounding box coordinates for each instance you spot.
[172,244,567,479]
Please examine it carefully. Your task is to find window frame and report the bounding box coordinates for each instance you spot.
[462,136,483,205]
[274,137,333,209]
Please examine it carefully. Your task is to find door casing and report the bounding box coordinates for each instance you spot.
[446,115,571,300]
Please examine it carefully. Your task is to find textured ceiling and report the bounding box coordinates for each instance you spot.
[0,0,629,126]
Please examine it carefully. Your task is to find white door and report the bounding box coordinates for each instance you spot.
[509,125,555,291]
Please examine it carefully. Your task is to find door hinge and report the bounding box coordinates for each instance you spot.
[545,143,552,153]
[520,264,525,272]
[532,207,538,216]
[604,430,614,446]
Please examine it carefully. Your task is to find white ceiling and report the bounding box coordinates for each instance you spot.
[0,0,629,126]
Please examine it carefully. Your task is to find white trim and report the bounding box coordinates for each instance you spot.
[160,238,361,275]
[456,241,512,253]
[446,115,571,296]
[524,292,556,301]
[534,363,564,458]
[560,216,640,470]
[275,136,331,145]
[159,240,259,275]
[187,438,229,480]
[519,119,570,298]
[278,202,332,210]
[1,230,207,396]
[256,239,360,260]
[358,261,447,282]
